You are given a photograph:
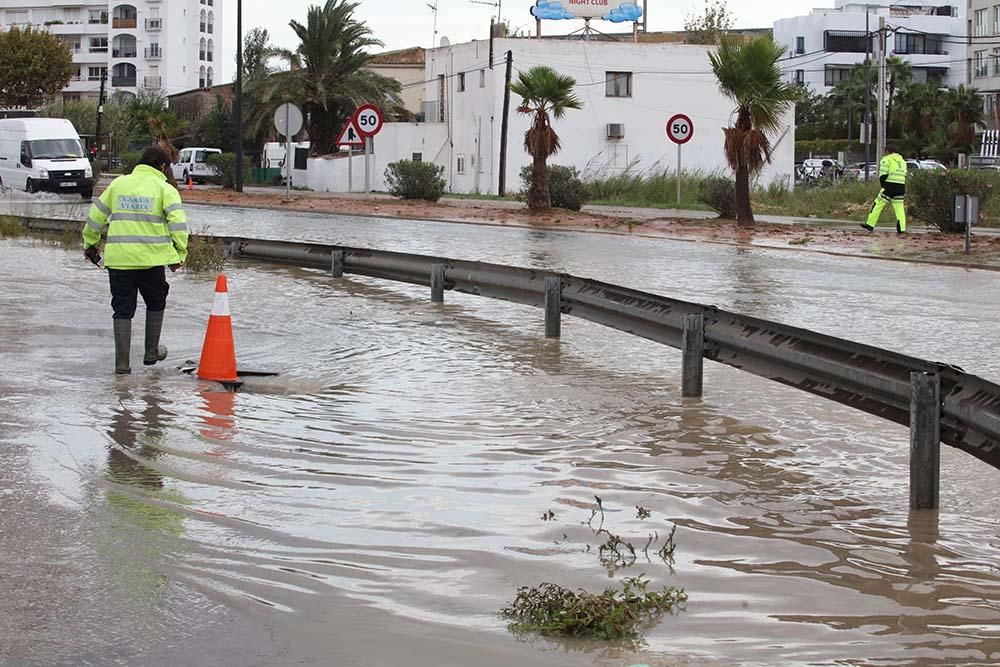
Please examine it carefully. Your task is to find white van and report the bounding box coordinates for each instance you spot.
[0,118,94,199]
[172,147,222,184]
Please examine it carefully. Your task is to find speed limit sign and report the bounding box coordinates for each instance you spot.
[666,114,694,145]
[353,103,384,138]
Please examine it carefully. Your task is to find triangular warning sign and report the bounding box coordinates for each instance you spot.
[336,120,364,147]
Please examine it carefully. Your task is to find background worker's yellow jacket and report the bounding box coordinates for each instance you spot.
[83,165,188,269]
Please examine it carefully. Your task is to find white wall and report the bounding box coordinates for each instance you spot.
[306,123,449,193]
[774,1,965,91]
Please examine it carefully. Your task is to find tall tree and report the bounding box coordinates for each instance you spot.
[684,0,734,46]
[255,0,403,154]
[508,66,583,212]
[709,35,797,225]
[0,26,74,108]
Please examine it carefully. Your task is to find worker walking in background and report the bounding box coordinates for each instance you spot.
[861,143,908,234]
[83,146,188,375]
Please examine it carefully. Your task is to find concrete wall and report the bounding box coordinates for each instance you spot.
[306,123,449,193]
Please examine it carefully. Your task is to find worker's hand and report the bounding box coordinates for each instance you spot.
[84,246,101,266]
[169,263,182,272]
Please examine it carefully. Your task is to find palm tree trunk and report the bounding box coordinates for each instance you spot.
[528,156,550,211]
[735,165,754,225]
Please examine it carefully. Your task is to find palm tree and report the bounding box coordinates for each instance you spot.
[508,66,583,211]
[947,85,984,153]
[709,35,797,225]
[256,0,403,154]
[884,56,912,134]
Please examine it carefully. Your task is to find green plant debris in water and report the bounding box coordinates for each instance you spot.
[500,575,686,641]
[185,232,227,273]
[0,215,24,238]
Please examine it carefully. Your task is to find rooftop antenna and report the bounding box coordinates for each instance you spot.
[470,0,501,24]
[428,1,439,48]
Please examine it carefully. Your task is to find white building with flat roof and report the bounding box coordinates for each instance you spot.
[0,0,221,104]
[773,1,965,91]
[305,37,795,196]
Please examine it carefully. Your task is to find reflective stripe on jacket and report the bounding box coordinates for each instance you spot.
[879,152,907,186]
[82,164,188,269]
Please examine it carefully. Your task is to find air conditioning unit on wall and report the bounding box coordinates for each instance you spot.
[607,123,625,139]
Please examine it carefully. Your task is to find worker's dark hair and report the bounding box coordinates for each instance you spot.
[138,146,171,170]
[885,143,896,154]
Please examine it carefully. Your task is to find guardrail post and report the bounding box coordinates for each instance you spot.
[431,264,446,303]
[910,371,940,511]
[544,276,561,338]
[682,313,705,397]
[331,249,345,278]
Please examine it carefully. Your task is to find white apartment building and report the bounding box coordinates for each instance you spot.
[303,37,795,195]
[0,0,222,104]
[773,1,965,91]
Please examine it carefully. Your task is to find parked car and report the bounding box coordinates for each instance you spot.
[906,159,946,172]
[844,162,877,180]
[171,147,222,184]
[0,118,94,199]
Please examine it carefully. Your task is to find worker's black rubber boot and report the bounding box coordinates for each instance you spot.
[860,223,875,232]
[114,319,132,375]
[143,310,168,366]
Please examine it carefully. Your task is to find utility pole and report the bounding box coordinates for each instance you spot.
[498,50,512,196]
[876,16,888,166]
[94,68,107,168]
[864,6,872,181]
[489,18,494,69]
[235,0,244,192]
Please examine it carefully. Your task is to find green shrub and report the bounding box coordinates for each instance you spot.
[120,151,142,174]
[907,170,997,233]
[519,164,587,211]
[698,175,737,219]
[385,160,446,201]
[207,153,238,189]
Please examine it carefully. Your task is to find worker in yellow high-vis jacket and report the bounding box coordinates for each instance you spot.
[861,144,908,234]
[83,146,188,375]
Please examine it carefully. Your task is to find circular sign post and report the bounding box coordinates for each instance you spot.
[352,104,384,194]
[666,114,695,207]
[353,103,384,138]
[274,103,304,198]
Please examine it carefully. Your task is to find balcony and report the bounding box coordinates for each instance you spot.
[112,76,137,87]
[823,30,871,54]
[112,48,137,58]
[145,18,162,31]
[145,47,163,59]
[112,18,137,29]
[143,76,162,89]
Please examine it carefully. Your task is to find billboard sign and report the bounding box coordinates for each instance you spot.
[531,1,643,22]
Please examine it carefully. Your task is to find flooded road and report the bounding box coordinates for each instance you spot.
[2,203,1000,665]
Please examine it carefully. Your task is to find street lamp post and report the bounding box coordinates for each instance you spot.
[235,0,244,192]
[864,7,871,182]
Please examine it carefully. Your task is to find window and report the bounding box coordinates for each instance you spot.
[823,30,870,53]
[200,9,206,32]
[412,152,423,162]
[995,47,1000,75]
[207,67,213,86]
[207,39,214,62]
[824,65,851,86]
[976,9,989,36]
[89,37,108,53]
[199,37,206,61]
[456,154,466,174]
[479,69,485,88]
[605,71,632,97]
[5,10,29,25]
[795,69,805,85]
[994,5,1000,34]
[208,11,214,33]
[895,33,945,55]
[64,8,81,21]
[795,36,805,54]
[199,65,206,88]
[976,50,988,77]
[458,72,465,92]
[88,66,107,81]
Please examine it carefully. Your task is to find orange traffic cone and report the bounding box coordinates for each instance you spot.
[197,274,239,384]
[187,174,194,191]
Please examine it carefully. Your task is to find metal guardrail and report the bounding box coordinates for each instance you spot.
[215,236,1000,478]
[10,215,999,505]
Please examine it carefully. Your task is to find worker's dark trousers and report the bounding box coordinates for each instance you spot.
[108,267,169,320]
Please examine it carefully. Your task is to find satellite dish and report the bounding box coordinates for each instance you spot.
[440,36,451,47]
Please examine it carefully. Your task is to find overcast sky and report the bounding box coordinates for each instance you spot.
[220,0,825,82]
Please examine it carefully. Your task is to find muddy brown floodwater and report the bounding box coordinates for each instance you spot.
[2,204,1000,666]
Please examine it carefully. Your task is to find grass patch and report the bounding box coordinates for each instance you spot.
[752,180,875,220]
[0,215,24,238]
[185,233,227,273]
[584,166,712,211]
[500,575,686,641]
